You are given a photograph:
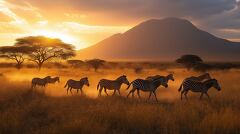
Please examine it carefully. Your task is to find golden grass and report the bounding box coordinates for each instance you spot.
[0,67,240,134]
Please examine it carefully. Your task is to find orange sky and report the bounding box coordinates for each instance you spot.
[0,0,240,49]
[0,0,131,49]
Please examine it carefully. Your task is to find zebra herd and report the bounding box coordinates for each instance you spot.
[31,73,221,101]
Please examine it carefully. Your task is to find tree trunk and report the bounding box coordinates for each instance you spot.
[38,62,43,70]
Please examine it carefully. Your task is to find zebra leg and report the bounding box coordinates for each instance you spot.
[184,91,189,100]
[117,89,121,96]
[98,87,103,96]
[113,89,116,96]
[181,90,185,100]
[153,91,158,102]
[205,92,211,101]
[148,92,152,100]
[67,86,70,95]
[70,87,73,95]
[137,90,141,99]
[104,88,109,96]
[199,92,204,100]
[127,89,134,98]
[80,89,83,96]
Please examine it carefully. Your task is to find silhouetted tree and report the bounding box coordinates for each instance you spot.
[15,36,76,69]
[176,54,203,70]
[0,46,34,69]
[85,59,105,72]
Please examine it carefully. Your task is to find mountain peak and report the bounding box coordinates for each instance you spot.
[78,18,240,61]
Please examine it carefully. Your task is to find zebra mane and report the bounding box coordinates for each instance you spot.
[116,75,125,80]
[80,77,88,81]
[203,79,217,88]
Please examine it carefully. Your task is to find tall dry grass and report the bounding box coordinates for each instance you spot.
[0,67,240,134]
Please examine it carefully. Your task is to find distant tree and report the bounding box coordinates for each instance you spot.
[0,46,34,69]
[67,60,84,68]
[176,54,203,70]
[85,59,105,72]
[15,36,76,69]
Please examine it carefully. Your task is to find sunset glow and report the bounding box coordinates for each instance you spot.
[0,0,240,49]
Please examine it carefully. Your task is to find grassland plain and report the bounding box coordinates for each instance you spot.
[0,67,240,134]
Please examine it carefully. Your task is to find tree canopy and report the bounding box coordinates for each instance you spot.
[85,59,105,71]
[176,54,203,70]
[0,46,34,69]
[15,36,76,69]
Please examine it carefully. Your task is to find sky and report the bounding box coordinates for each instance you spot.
[0,0,240,49]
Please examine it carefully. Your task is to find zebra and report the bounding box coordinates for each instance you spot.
[47,77,60,84]
[126,74,174,101]
[97,75,130,96]
[178,78,221,100]
[31,76,51,89]
[64,77,90,95]
[184,73,211,82]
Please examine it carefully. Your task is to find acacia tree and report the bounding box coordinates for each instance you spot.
[176,54,203,70]
[0,46,33,69]
[85,59,105,72]
[15,36,76,69]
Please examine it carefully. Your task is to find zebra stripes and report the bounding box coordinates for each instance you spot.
[97,75,130,96]
[48,77,60,84]
[64,77,90,95]
[31,76,51,89]
[178,79,221,100]
[184,73,211,82]
[127,74,174,101]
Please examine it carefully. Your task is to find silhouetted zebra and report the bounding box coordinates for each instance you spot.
[31,76,51,89]
[178,78,221,100]
[127,74,174,101]
[97,75,130,96]
[64,77,90,95]
[47,77,60,84]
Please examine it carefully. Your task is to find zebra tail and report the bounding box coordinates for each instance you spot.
[126,82,132,90]
[178,83,182,92]
[64,82,68,88]
[97,83,100,90]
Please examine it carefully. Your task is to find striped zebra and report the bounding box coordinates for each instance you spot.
[178,78,221,100]
[97,75,130,96]
[184,73,211,82]
[31,76,51,89]
[64,77,90,95]
[126,74,174,101]
[47,77,60,84]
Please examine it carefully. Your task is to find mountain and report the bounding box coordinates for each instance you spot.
[78,18,240,61]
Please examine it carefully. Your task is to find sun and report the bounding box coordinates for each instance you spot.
[32,30,76,45]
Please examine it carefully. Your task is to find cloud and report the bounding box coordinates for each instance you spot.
[1,0,240,48]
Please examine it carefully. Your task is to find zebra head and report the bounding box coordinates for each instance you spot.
[56,77,60,83]
[118,75,130,85]
[161,80,168,88]
[80,77,90,86]
[167,74,174,81]
[204,79,221,91]
[211,79,221,91]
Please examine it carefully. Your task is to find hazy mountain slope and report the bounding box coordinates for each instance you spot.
[78,18,240,61]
